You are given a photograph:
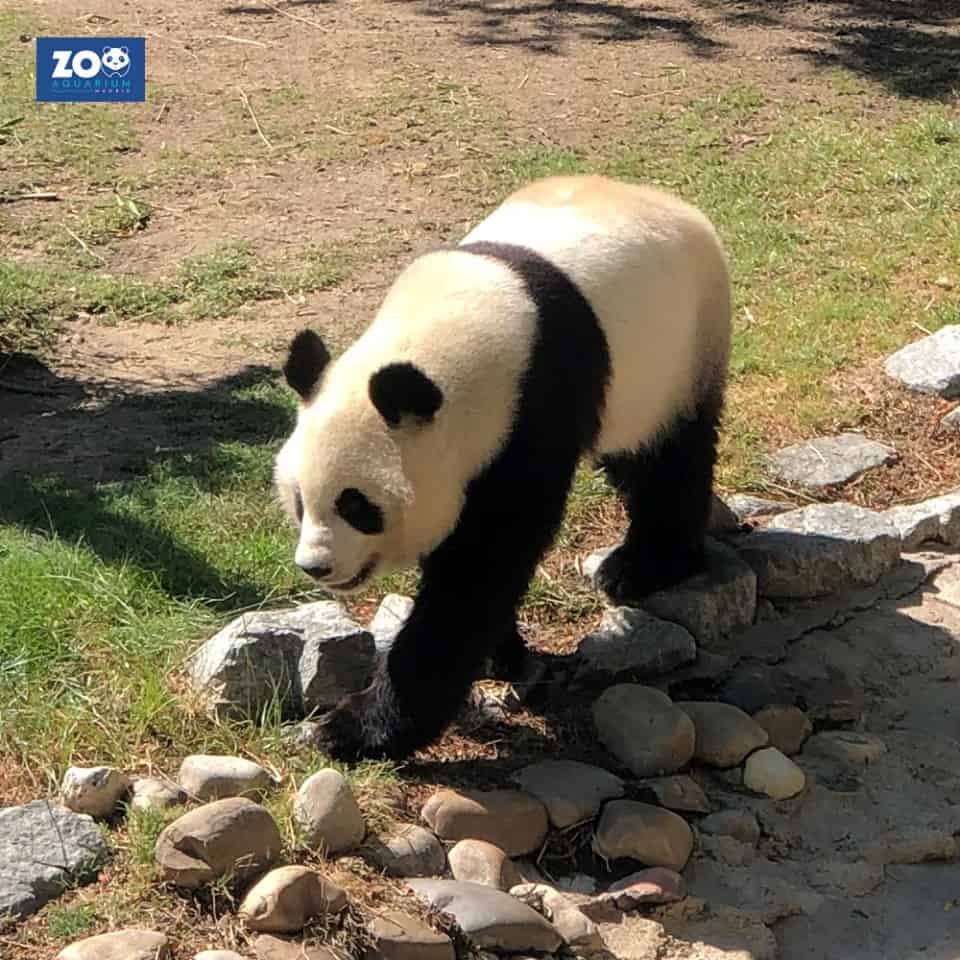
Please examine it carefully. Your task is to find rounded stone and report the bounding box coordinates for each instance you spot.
[294,768,365,855]
[155,797,282,889]
[239,865,347,933]
[752,705,813,756]
[178,754,274,801]
[130,776,187,813]
[195,953,245,960]
[365,823,446,877]
[698,809,761,846]
[448,839,522,890]
[592,800,694,871]
[675,701,769,768]
[602,867,687,909]
[421,789,547,858]
[593,685,695,777]
[638,774,710,813]
[511,759,624,829]
[744,747,806,799]
[57,930,170,960]
[804,730,887,765]
[365,909,455,960]
[61,766,130,819]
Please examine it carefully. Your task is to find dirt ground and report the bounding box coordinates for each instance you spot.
[4,2,960,958]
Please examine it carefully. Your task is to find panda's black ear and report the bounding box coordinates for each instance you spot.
[369,363,443,427]
[283,329,330,399]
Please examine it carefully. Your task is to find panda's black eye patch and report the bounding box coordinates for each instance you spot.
[335,488,384,535]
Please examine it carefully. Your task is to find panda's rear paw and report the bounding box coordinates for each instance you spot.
[594,544,700,605]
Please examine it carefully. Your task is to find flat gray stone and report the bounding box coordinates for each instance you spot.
[369,594,414,654]
[511,759,624,829]
[407,879,562,953]
[641,538,757,647]
[187,601,375,719]
[884,490,960,548]
[367,909,455,960]
[737,503,901,599]
[577,607,696,679]
[593,685,695,777]
[942,407,960,431]
[726,495,795,521]
[884,324,960,397]
[767,433,898,488]
[0,801,109,919]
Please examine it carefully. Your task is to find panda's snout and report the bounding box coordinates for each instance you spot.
[299,562,333,580]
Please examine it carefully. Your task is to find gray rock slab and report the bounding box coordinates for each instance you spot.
[511,759,625,829]
[737,502,901,599]
[407,879,562,953]
[767,433,898,488]
[576,607,696,679]
[884,324,960,397]
[727,495,795,521]
[369,593,414,655]
[0,800,108,920]
[187,601,374,719]
[641,538,757,647]
[884,490,960,548]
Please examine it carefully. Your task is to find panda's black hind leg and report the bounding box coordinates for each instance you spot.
[596,393,721,605]
[489,623,528,681]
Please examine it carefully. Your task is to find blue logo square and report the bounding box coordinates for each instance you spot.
[36,37,146,103]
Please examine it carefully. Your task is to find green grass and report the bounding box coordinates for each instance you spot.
[45,903,99,942]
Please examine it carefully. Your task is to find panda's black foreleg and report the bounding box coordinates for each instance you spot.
[489,622,529,681]
[596,393,721,605]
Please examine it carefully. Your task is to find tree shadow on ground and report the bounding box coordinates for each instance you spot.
[0,352,295,609]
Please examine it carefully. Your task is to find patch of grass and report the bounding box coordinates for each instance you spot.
[45,903,99,942]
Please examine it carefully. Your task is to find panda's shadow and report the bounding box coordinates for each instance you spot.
[0,353,296,609]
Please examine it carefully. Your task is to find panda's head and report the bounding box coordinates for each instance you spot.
[102,46,130,71]
[274,329,446,593]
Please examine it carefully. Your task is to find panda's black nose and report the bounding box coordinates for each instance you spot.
[300,563,332,580]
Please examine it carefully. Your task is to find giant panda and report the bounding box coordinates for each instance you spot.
[274,174,731,761]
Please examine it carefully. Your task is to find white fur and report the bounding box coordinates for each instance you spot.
[275,175,730,589]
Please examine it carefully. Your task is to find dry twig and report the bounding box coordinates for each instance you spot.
[237,87,273,150]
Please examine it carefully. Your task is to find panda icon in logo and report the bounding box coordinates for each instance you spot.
[101,46,131,78]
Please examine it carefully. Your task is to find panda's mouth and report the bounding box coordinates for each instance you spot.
[327,556,378,593]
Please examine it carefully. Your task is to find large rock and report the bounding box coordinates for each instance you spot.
[448,839,521,890]
[155,798,282,888]
[421,789,547,857]
[767,433,897,488]
[641,539,757,646]
[0,801,108,919]
[576,607,696,678]
[239,865,347,932]
[737,503,901,599]
[178,755,274,801]
[365,910,455,960]
[593,685,695,777]
[511,759,624,829]
[369,594,414,654]
[61,766,130,819]
[884,490,960,548]
[186,601,375,719]
[407,878,563,953]
[675,701,769,768]
[57,930,170,960]
[294,769,365,855]
[593,800,694,871]
[884,324,960,396]
[364,824,446,878]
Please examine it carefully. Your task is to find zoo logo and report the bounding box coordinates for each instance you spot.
[36,37,146,103]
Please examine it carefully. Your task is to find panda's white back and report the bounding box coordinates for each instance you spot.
[461,175,731,455]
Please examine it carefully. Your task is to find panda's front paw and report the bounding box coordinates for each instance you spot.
[312,691,383,763]
[594,543,703,604]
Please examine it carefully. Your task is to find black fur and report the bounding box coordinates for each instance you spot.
[284,330,330,400]
[316,242,611,760]
[369,362,444,427]
[595,390,722,604]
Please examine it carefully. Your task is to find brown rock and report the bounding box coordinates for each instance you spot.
[294,769,365,855]
[421,789,547,857]
[254,935,344,960]
[155,797,282,889]
[599,868,687,911]
[448,839,522,890]
[675,701,769,768]
[364,910,455,960]
[592,800,694,871]
[638,775,710,813]
[57,930,170,960]
[364,824,446,878]
[240,865,347,933]
[752,705,812,756]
